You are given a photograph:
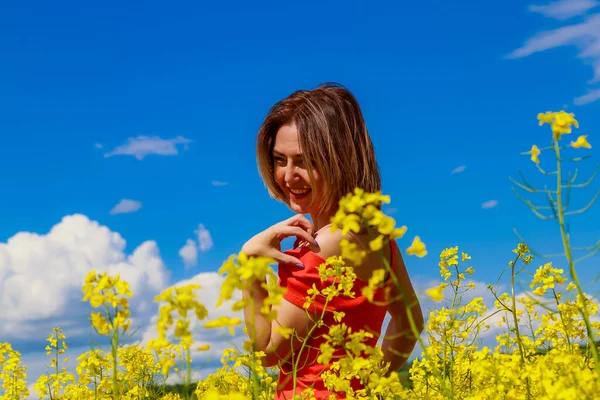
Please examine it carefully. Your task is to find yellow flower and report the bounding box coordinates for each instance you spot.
[369,235,384,251]
[390,225,408,239]
[570,135,591,149]
[333,311,345,323]
[565,282,577,291]
[529,144,541,164]
[538,110,579,139]
[204,316,242,336]
[90,312,111,335]
[537,111,554,126]
[340,239,367,266]
[552,110,578,135]
[275,326,294,340]
[406,236,427,258]
[425,285,444,302]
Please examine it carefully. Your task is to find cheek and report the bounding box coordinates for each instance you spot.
[274,166,286,187]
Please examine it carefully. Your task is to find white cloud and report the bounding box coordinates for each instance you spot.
[94,143,103,149]
[211,181,228,186]
[0,214,169,341]
[165,367,224,386]
[529,0,598,20]
[179,239,198,269]
[451,165,466,174]
[481,200,499,209]
[574,87,600,104]
[507,14,600,61]
[109,199,142,215]
[195,224,213,252]
[104,135,192,160]
[177,225,213,269]
[508,8,600,104]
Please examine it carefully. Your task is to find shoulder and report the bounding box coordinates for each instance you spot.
[310,225,384,267]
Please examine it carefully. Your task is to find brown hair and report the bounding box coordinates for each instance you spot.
[256,82,381,216]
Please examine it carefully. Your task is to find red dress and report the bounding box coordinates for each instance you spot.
[274,240,397,400]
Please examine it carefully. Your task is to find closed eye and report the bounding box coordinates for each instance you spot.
[274,156,287,166]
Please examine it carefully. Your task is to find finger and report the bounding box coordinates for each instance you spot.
[277,253,305,268]
[263,248,304,268]
[286,214,314,236]
[277,226,318,247]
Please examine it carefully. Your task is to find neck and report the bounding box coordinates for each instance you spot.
[311,212,333,232]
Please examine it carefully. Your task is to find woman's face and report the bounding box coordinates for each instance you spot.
[273,123,324,216]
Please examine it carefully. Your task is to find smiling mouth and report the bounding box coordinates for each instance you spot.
[288,187,312,200]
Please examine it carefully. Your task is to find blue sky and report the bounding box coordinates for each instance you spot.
[1,0,600,389]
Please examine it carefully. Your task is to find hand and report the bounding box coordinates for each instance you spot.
[241,214,319,267]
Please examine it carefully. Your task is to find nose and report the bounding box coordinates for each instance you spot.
[284,160,299,183]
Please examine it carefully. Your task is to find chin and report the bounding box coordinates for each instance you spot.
[288,203,306,214]
[287,200,312,215]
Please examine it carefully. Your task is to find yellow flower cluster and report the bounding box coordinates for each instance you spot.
[305,256,357,307]
[155,283,209,348]
[216,252,283,323]
[330,189,423,264]
[0,110,598,400]
[194,348,276,399]
[537,110,579,139]
[530,262,568,296]
[82,270,133,336]
[528,110,592,165]
[34,327,75,399]
[411,242,600,399]
[0,343,29,399]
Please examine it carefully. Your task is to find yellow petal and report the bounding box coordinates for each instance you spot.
[406,236,427,258]
[390,225,408,239]
[425,285,444,302]
[570,135,592,149]
[537,111,553,126]
[529,144,541,164]
[369,235,384,251]
[275,326,294,340]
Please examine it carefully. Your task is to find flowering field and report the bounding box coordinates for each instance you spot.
[1,111,598,399]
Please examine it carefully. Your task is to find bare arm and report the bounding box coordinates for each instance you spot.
[240,214,318,367]
[381,244,424,374]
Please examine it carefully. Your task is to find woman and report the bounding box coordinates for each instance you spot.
[241,83,424,399]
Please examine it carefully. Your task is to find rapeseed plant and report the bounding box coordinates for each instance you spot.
[0,110,598,399]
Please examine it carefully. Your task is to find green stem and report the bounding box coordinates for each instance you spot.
[111,318,120,399]
[443,265,463,400]
[55,330,60,399]
[184,346,191,400]
[554,139,600,378]
[551,289,573,352]
[246,296,261,400]
[510,255,526,361]
[510,254,531,399]
[291,297,331,396]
